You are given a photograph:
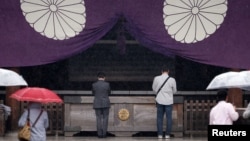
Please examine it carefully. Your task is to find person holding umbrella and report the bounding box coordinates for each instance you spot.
[18,102,49,141]
[92,72,111,138]
[243,103,250,119]
[209,89,239,125]
[10,87,62,140]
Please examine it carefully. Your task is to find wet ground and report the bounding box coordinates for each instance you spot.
[0,131,207,141]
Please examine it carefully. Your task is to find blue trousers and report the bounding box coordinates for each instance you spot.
[156,103,173,136]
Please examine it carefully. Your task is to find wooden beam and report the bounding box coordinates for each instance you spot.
[227,68,243,107]
[228,88,243,107]
[5,68,21,131]
[96,40,138,44]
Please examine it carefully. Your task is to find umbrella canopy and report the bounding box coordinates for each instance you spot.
[9,87,63,103]
[206,70,250,91]
[0,68,28,86]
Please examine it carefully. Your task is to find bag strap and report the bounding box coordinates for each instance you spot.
[156,76,170,95]
[27,108,30,126]
[32,110,43,127]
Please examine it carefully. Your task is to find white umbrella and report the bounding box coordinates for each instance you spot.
[0,68,28,86]
[206,70,250,91]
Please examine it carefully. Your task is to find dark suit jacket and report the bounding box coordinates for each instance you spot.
[92,80,111,108]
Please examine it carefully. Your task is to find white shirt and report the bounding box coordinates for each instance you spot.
[152,73,177,105]
[209,101,239,125]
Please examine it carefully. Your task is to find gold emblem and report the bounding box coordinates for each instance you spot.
[118,108,129,121]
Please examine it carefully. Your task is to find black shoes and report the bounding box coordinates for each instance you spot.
[98,135,106,138]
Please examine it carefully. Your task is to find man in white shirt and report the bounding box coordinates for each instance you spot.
[152,65,177,139]
[209,90,239,125]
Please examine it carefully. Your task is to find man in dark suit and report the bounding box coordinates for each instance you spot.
[92,72,111,138]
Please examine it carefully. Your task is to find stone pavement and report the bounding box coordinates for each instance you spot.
[0,131,207,141]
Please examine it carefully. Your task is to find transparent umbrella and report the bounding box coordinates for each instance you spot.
[206,70,250,91]
[0,68,28,86]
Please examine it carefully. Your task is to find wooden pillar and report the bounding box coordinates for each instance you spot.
[227,68,243,107]
[5,68,21,131]
[228,88,243,107]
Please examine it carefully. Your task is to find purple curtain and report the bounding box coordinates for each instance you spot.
[0,0,250,69]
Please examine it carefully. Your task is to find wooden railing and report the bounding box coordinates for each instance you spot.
[183,99,250,137]
[0,108,4,136]
[20,102,64,136]
[1,90,249,137]
[183,99,216,137]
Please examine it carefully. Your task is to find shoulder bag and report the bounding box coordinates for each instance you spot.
[18,109,43,141]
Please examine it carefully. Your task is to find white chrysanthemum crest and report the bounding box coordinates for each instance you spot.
[163,0,228,44]
[20,0,86,40]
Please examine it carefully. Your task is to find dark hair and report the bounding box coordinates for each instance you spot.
[97,72,105,78]
[217,89,228,101]
[161,65,169,72]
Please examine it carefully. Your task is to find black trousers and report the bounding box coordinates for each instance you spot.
[95,108,110,137]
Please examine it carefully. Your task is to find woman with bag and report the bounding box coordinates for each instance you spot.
[18,102,49,141]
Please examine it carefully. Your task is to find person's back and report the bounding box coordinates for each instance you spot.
[152,75,176,105]
[92,72,111,109]
[209,90,239,125]
[18,102,49,141]
[243,103,250,119]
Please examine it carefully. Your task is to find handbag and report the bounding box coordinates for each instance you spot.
[18,109,43,141]
[18,121,30,141]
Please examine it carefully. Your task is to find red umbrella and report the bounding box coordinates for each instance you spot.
[9,87,63,104]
